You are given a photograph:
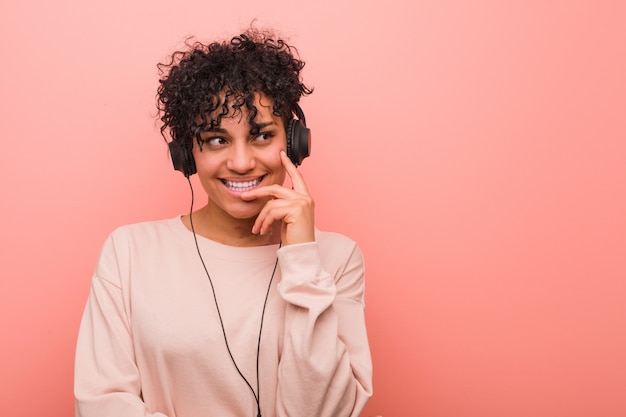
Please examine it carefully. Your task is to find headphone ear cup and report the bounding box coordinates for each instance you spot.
[169,141,196,177]
[286,119,311,167]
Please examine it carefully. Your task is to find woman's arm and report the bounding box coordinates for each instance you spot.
[74,236,169,417]
[275,239,373,417]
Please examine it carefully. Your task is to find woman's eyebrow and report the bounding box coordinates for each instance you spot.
[202,126,228,133]
[202,121,277,133]
[255,121,277,129]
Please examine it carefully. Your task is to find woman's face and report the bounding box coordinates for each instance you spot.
[192,93,287,221]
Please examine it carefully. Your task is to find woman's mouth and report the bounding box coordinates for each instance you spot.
[221,176,265,192]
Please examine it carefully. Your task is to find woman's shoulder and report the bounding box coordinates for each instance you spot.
[109,216,182,239]
[101,217,189,254]
[315,229,358,248]
[95,217,187,274]
[314,229,366,299]
[314,229,363,264]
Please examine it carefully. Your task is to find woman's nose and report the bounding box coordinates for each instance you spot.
[226,142,256,173]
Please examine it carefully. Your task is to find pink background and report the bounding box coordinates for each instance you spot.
[1,1,625,416]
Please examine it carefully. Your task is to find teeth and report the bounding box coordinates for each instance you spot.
[223,178,262,191]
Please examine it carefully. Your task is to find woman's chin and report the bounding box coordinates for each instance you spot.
[223,201,264,221]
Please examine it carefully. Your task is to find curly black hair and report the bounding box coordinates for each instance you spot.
[156,28,313,151]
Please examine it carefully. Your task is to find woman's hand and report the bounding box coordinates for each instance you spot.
[240,151,315,246]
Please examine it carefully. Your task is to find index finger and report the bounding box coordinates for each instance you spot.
[281,150,310,194]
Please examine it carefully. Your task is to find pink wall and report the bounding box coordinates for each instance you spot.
[1,1,625,416]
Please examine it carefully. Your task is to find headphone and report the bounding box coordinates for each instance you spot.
[169,105,311,177]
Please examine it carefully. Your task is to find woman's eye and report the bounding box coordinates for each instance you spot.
[202,137,227,147]
[254,132,274,142]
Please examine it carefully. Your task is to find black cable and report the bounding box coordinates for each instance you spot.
[186,177,278,417]
[256,243,280,414]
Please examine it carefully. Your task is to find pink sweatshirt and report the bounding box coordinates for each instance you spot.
[74,217,372,417]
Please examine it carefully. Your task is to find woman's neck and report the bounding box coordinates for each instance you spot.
[182,205,281,247]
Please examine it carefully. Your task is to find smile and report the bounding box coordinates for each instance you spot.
[222,176,264,192]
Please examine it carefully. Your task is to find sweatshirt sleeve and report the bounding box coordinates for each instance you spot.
[74,234,168,417]
[275,239,373,417]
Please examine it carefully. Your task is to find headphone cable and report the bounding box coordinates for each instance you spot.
[186,177,278,417]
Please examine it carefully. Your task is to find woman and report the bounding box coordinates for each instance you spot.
[74,28,372,417]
